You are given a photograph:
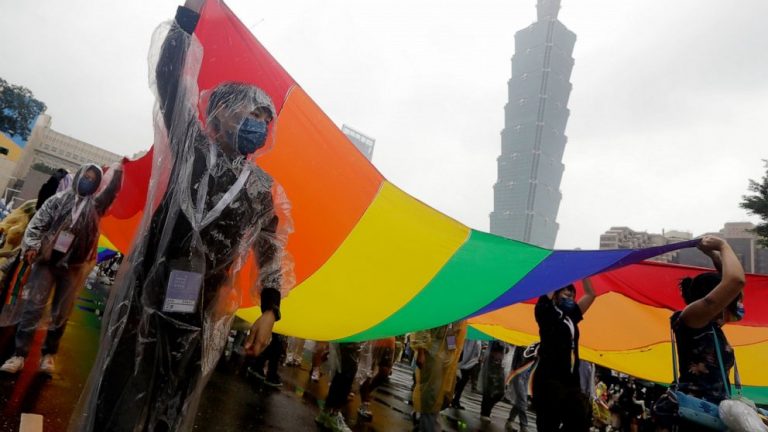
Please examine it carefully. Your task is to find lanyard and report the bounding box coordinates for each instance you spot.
[191,145,251,231]
[69,197,88,229]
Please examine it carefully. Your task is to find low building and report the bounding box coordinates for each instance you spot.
[3,114,122,206]
[599,223,767,273]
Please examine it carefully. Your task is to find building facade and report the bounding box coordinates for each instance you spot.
[3,114,122,205]
[599,226,685,263]
[490,0,576,248]
[599,222,768,273]
[12,114,122,177]
[342,124,375,161]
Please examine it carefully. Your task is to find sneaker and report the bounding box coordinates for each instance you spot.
[311,367,321,382]
[357,402,373,421]
[0,356,25,373]
[505,421,518,432]
[327,412,352,432]
[480,415,491,423]
[265,376,283,388]
[283,354,294,367]
[39,354,55,374]
[247,366,265,381]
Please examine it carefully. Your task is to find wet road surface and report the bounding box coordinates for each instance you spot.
[1,304,536,431]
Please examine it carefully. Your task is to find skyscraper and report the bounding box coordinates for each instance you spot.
[489,0,575,248]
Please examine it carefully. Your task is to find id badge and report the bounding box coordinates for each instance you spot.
[162,270,203,314]
[447,335,457,351]
[53,231,75,253]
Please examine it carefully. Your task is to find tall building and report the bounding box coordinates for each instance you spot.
[489,0,576,248]
[342,124,375,161]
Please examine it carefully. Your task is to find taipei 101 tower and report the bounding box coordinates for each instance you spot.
[489,0,575,248]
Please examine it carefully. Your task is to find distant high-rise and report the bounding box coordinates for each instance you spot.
[342,124,375,161]
[598,223,768,274]
[489,0,576,248]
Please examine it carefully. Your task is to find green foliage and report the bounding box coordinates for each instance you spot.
[31,162,57,176]
[741,160,768,247]
[0,77,47,141]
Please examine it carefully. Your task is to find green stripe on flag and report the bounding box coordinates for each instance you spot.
[338,230,550,342]
[466,325,495,341]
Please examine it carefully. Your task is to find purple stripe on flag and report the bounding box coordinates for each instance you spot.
[472,239,699,316]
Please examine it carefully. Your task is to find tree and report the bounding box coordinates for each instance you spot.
[0,77,47,141]
[741,160,768,247]
[31,162,57,176]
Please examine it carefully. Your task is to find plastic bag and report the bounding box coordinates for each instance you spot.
[719,399,768,432]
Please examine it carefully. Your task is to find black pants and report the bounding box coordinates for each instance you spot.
[451,368,472,406]
[481,392,504,417]
[252,333,284,380]
[89,260,229,432]
[360,369,389,402]
[325,343,360,411]
[533,379,590,432]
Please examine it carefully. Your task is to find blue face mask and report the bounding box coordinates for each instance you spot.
[77,177,98,196]
[558,298,578,315]
[235,117,268,155]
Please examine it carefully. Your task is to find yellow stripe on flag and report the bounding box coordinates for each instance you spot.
[238,181,470,340]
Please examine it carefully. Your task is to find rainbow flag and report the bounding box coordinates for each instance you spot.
[96,235,118,263]
[98,0,768,401]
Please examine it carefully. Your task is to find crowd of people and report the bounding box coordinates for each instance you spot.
[214,319,692,432]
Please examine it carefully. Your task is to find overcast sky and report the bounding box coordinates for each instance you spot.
[1,0,766,249]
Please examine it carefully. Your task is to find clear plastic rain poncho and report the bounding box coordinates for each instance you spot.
[9,164,122,352]
[23,164,120,268]
[411,321,467,415]
[71,6,294,432]
[480,340,509,402]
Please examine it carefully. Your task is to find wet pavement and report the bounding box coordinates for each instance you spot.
[1,300,537,431]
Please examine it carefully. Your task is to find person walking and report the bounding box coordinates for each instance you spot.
[450,338,481,409]
[532,278,596,431]
[1,163,122,375]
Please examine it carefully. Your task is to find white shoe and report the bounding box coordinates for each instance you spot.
[480,415,492,422]
[0,356,25,373]
[328,412,352,432]
[358,402,373,421]
[311,367,321,382]
[39,354,55,374]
